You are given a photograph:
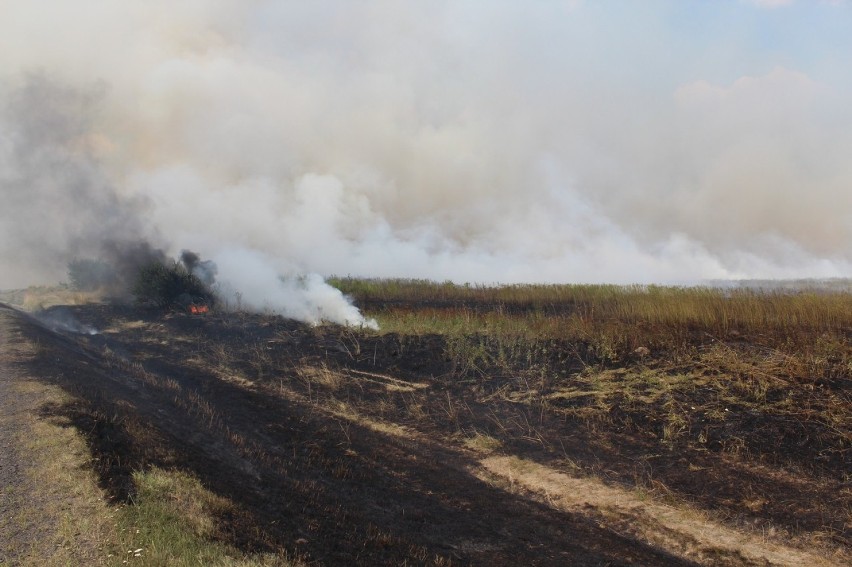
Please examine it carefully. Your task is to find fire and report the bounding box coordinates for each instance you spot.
[188,304,209,314]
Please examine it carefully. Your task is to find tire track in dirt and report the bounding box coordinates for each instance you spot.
[474,455,843,567]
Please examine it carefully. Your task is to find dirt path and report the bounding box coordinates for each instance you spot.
[475,456,841,567]
[0,305,110,566]
[0,305,53,563]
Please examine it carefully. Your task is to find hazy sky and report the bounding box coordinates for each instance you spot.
[1,0,851,287]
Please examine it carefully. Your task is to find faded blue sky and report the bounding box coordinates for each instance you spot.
[1,0,850,286]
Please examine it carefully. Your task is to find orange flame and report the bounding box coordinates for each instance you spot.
[189,304,209,314]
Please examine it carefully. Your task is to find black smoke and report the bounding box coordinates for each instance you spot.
[180,249,218,287]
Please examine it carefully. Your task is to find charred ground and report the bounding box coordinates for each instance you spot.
[1,281,850,566]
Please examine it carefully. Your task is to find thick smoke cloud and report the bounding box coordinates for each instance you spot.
[180,249,217,286]
[1,1,850,292]
[0,75,157,288]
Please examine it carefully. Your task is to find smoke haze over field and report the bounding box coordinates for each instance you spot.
[1,0,851,292]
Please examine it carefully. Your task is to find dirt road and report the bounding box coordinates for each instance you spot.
[0,304,110,565]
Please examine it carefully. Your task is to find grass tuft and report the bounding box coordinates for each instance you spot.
[110,468,300,566]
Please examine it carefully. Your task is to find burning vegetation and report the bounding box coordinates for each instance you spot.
[131,259,214,310]
[188,303,209,315]
[61,242,378,326]
[67,246,217,312]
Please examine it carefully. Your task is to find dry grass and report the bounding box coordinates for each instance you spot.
[110,468,301,567]
[0,285,102,311]
[333,277,851,340]
[1,380,116,566]
[476,455,841,567]
[322,277,852,556]
[0,305,118,565]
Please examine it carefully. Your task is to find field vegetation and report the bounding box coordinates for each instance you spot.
[331,277,850,338]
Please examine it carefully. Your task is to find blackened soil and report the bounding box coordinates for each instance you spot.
[1,303,697,566]
[4,301,851,564]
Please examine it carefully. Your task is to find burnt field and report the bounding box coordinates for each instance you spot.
[1,281,851,566]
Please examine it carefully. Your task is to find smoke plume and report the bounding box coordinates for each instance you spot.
[1,1,850,295]
[180,250,218,286]
[213,248,378,328]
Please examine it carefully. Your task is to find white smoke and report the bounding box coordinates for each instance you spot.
[213,248,378,329]
[0,0,850,293]
[35,307,99,336]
